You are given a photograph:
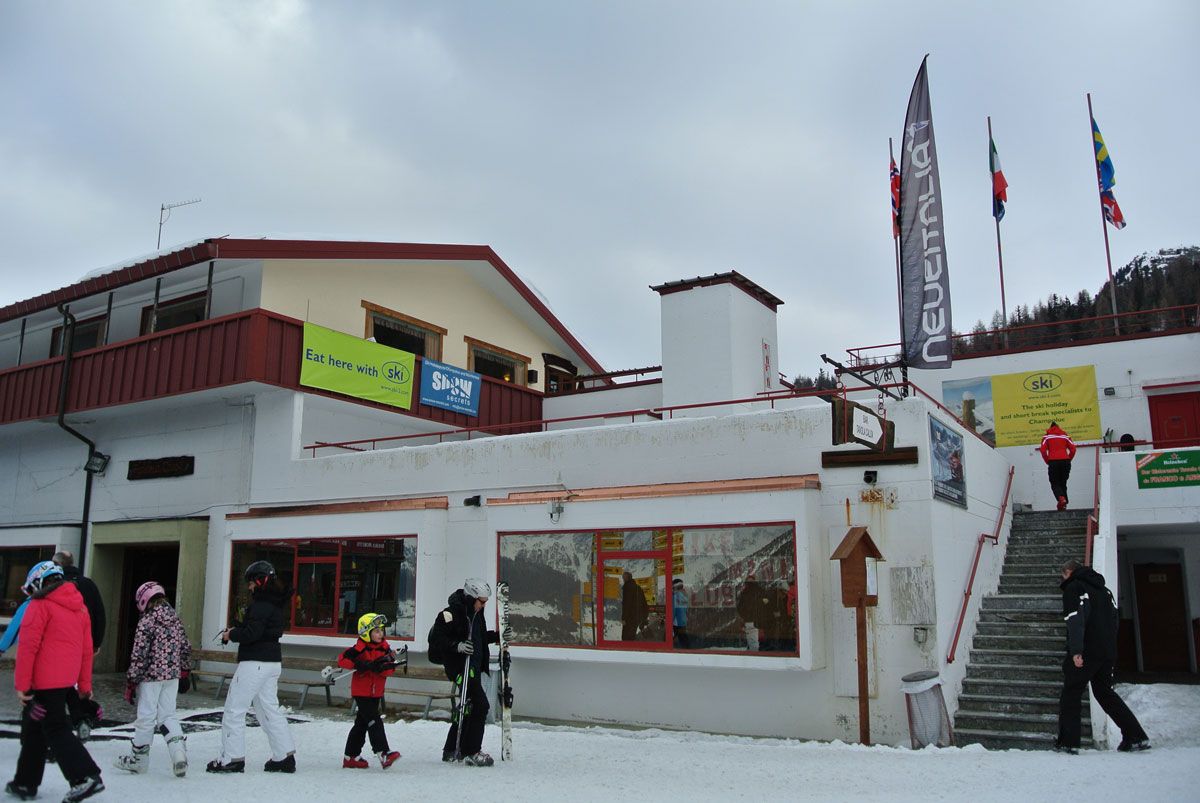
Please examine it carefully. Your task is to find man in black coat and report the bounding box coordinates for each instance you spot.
[1055,560,1150,753]
[428,578,499,767]
[53,551,106,738]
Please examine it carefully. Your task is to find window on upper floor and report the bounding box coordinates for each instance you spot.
[361,301,444,360]
[50,315,108,357]
[542,353,579,396]
[228,536,417,639]
[466,336,529,386]
[140,293,208,335]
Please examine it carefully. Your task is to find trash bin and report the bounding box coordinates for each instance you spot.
[901,670,953,748]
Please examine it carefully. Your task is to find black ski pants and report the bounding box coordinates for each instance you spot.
[1057,657,1147,749]
[1047,460,1072,504]
[11,688,101,791]
[443,672,489,757]
[345,696,390,757]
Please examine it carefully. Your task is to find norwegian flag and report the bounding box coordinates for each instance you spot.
[890,156,901,238]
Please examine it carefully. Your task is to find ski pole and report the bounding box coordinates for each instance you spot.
[453,651,471,760]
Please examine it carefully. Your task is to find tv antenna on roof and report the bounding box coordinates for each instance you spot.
[157,198,202,250]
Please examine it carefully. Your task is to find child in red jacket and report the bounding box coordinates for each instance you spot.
[338,613,402,769]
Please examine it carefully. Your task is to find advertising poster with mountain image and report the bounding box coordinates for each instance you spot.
[942,365,1100,447]
[930,415,967,507]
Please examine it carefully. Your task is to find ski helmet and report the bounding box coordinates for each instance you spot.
[244,560,276,584]
[135,581,166,613]
[463,577,491,601]
[357,612,387,640]
[22,561,64,595]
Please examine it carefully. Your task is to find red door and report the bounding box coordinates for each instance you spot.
[1148,392,1200,448]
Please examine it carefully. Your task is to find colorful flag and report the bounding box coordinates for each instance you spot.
[890,156,901,237]
[1091,116,1127,228]
[989,137,1008,221]
[899,56,952,368]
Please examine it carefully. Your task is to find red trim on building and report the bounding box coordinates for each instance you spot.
[1,238,605,376]
[650,271,784,312]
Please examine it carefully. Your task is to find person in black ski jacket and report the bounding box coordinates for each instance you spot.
[428,578,499,767]
[1055,560,1150,753]
[53,551,106,738]
[207,561,298,774]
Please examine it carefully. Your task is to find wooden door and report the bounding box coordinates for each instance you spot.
[1134,563,1191,672]
[1148,392,1200,448]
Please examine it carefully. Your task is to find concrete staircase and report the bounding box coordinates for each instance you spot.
[954,509,1091,750]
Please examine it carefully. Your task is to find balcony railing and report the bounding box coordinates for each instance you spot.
[0,309,542,432]
[845,304,1200,369]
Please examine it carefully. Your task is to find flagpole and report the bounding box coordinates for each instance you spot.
[988,116,1009,349]
[889,137,909,395]
[1087,92,1120,335]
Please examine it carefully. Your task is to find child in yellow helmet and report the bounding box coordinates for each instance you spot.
[336,613,401,769]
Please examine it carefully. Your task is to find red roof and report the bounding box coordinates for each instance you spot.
[650,271,784,312]
[0,238,604,375]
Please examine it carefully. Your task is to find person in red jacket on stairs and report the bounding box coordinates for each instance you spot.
[1039,422,1077,511]
[338,613,402,769]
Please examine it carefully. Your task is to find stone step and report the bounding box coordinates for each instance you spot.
[963,663,1062,681]
[973,634,1062,651]
[1004,552,1083,564]
[1005,542,1086,555]
[955,710,1091,738]
[961,677,1062,699]
[999,582,1061,595]
[958,693,1086,718]
[954,727,1091,751]
[978,607,1062,622]
[969,648,1061,667]
[1012,511,1090,524]
[982,595,1060,612]
[975,620,1064,637]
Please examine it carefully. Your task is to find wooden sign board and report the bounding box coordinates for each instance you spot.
[831,398,895,452]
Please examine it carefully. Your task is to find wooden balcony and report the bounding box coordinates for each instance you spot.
[0,309,542,432]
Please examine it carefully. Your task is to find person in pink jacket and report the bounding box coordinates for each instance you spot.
[7,561,104,802]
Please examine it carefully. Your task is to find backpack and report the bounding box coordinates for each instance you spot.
[427,620,443,664]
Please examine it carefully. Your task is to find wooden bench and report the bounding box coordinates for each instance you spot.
[377,665,457,719]
[190,649,335,710]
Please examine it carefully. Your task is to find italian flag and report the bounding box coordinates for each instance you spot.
[990,137,1008,221]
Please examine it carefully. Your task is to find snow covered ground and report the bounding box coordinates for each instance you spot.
[1,684,1197,802]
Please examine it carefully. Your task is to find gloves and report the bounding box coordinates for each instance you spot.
[28,701,47,721]
[124,682,136,705]
[455,641,475,655]
[178,670,191,694]
[368,657,392,672]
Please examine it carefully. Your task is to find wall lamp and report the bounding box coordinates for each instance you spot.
[463,495,482,507]
[548,499,565,523]
[863,470,878,485]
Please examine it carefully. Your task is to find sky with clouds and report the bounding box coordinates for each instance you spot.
[1,1,1196,378]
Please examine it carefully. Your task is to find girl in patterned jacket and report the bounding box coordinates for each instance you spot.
[113,581,192,778]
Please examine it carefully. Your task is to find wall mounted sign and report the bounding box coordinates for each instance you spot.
[1136,450,1200,489]
[300,322,414,410]
[419,358,481,417]
[942,364,1100,447]
[929,415,967,507]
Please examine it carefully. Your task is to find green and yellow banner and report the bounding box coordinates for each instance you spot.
[991,365,1100,447]
[299,322,415,410]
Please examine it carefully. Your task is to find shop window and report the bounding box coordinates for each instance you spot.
[498,523,798,655]
[362,301,444,360]
[229,536,418,639]
[140,293,207,335]
[466,336,529,386]
[0,546,56,618]
[50,315,108,357]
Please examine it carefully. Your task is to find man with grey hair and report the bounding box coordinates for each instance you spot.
[1055,559,1150,754]
[53,551,107,740]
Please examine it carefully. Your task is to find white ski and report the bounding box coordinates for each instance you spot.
[496,580,514,761]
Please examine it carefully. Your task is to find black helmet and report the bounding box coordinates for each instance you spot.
[244,560,276,583]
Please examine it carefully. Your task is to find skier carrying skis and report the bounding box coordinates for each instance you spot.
[337,613,402,769]
[113,581,192,778]
[428,578,499,767]
[7,561,104,802]
[207,560,297,775]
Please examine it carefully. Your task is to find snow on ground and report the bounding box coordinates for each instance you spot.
[2,686,1198,802]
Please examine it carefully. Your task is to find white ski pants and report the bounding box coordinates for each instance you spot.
[133,679,182,748]
[219,661,295,762]
[744,622,759,652]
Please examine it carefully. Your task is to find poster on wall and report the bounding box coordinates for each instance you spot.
[929,416,967,507]
[299,322,415,410]
[942,364,1100,447]
[419,358,481,416]
[1136,451,1200,489]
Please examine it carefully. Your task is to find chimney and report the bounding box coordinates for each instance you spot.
[651,272,783,411]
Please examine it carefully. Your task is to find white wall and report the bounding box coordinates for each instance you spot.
[542,381,664,429]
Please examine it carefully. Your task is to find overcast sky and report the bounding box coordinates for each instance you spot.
[2,1,1196,379]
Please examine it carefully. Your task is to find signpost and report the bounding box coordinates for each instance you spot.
[831,526,884,745]
[831,398,893,452]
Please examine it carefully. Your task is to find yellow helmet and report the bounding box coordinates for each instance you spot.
[357,612,387,640]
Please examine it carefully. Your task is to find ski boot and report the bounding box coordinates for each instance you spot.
[167,734,188,777]
[377,750,401,769]
[4,782,37,800]
[113,743,149,774]
[205,758,245,773]
[342,756,369,769]
[263,754,296,773]
[62,776,104,802]
[462,751,494,767]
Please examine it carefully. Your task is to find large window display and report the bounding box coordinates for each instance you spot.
[498,523,797,654]
[229,536,417,639]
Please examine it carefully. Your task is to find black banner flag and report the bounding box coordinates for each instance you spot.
[898,57,952,368]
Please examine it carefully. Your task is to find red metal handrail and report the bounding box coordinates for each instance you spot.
[947,466,1015,664]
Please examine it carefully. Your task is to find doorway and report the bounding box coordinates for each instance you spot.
[1133,562,1191,672]
[1148,391,1200,448]
[114,544,180,672]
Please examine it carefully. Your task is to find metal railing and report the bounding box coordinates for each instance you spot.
[946,466,1014,664]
